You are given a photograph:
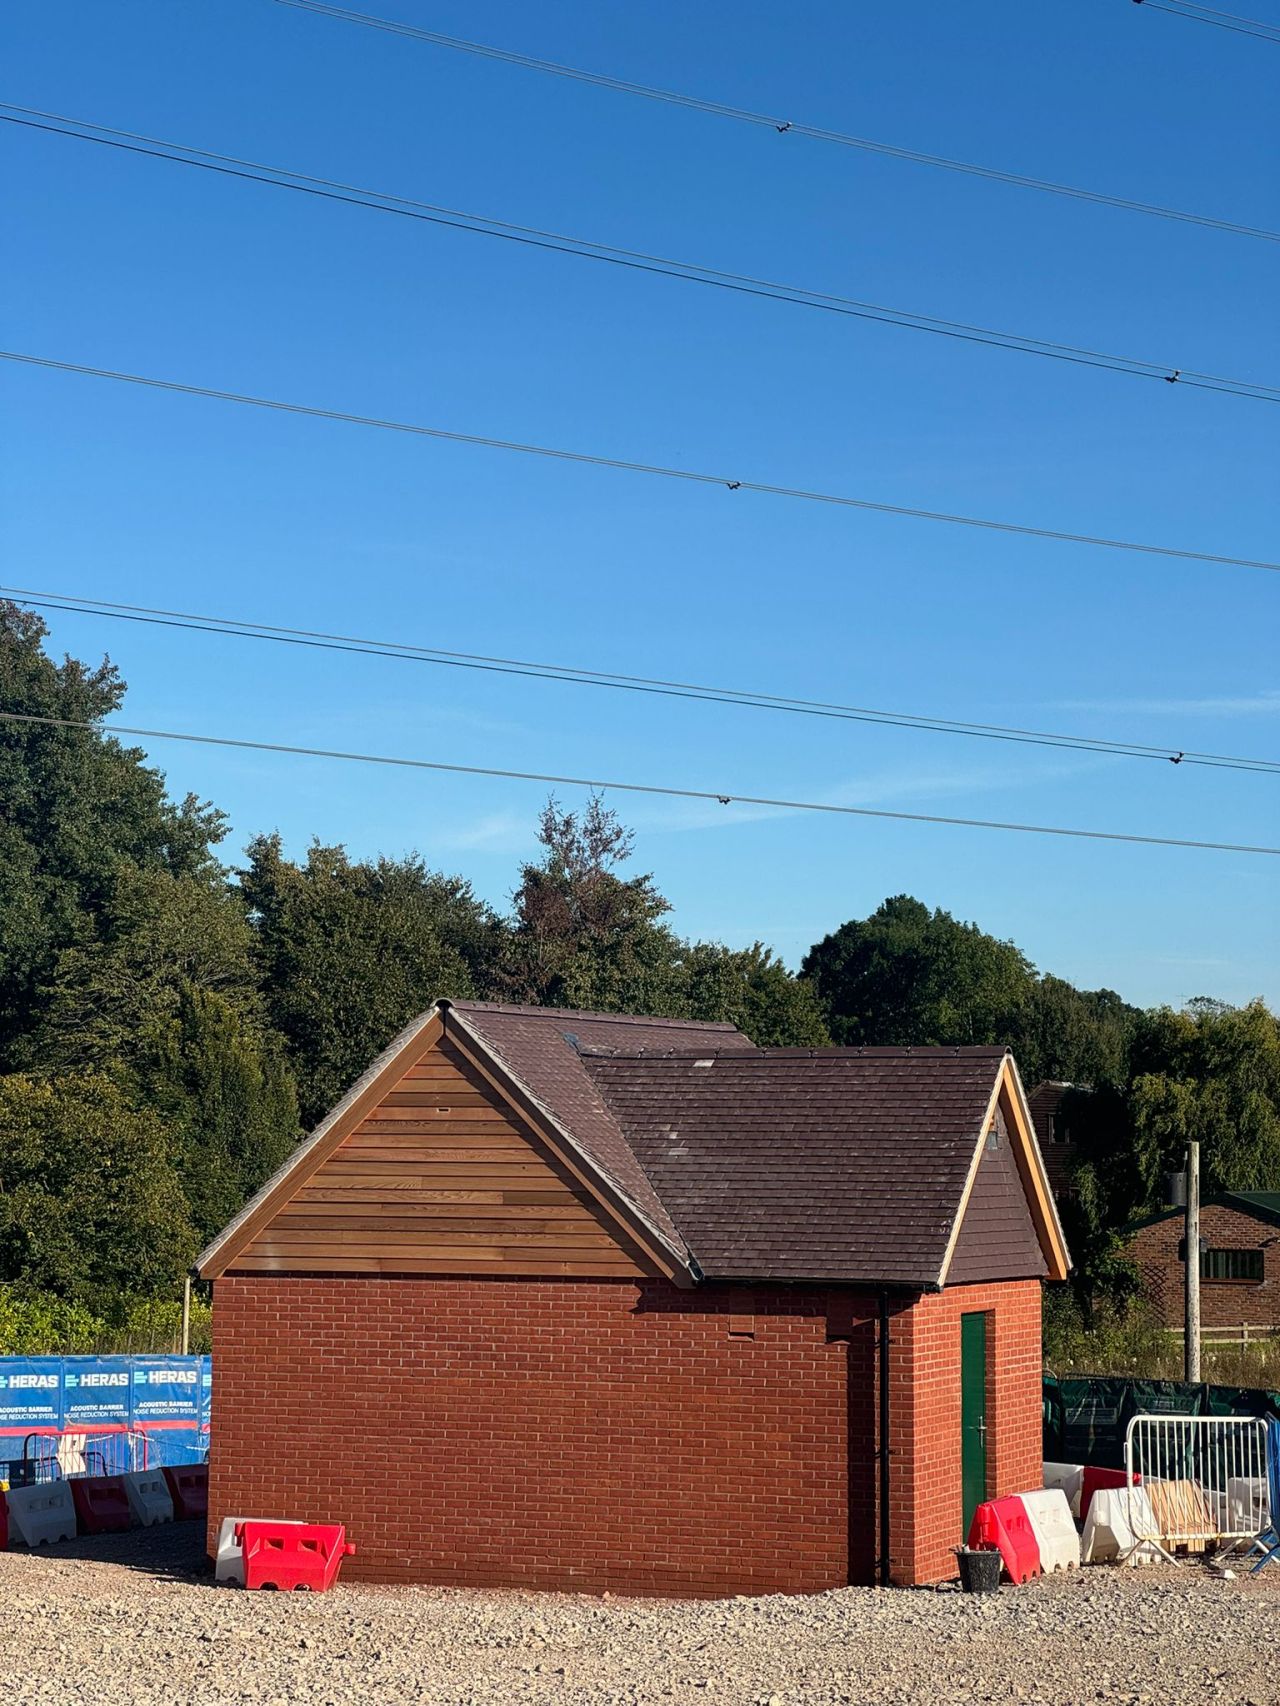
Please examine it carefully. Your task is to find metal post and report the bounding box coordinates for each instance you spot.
[1186,1141,1201,1383]
[181,1275,192,1357]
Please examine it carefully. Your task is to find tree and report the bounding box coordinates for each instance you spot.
[500,797,686,1014]
[243,834,501,1126]
[28,863,300,1240]
[1021,977,1137,1087]
[1050,1001,1280,1305]
[0,1074,196,1311]
[147,985,299,1243]
[677,941,831,1047]
[29,863,265,1072]
[1126,999,1280,1196]
[802,895,1035,1052]
[0,602,224,1067]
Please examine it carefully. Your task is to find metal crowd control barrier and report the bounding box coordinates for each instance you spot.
[1125,1413,1269,1563]
[21,1427,150,1483]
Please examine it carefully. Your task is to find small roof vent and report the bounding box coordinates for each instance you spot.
[692,1058,715,1068]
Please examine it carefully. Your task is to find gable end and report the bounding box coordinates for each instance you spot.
[227,1036,664,1279]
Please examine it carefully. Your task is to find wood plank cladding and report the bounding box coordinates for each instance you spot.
[234,1038,657,1278]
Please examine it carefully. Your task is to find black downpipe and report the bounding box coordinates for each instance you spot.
[878,1289,891,1585]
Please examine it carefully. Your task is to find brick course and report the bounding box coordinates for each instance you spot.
[209,1272,1042,1595]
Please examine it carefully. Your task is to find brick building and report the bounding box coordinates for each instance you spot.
[198,999,1068,1595]
[1125,1193,1280,1335]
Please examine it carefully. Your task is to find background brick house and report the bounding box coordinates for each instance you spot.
[1125,1193,1280,1336]
[198,999,1068,1595]
[1027,1080,1078,1202]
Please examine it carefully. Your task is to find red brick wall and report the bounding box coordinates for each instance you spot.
[886,1279,1043,1586]
[1126,1205,1280,1330]
[209,1273,1042,1595]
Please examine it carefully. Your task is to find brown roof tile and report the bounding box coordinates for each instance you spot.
[581,1047,1007,1285]
[441,1000,755,1262]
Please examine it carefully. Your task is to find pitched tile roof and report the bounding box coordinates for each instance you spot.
[580,1047,1009,1285]
[441,1001,755,1264]
[199,998,1062,1287]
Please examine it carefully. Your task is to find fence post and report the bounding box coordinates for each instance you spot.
[1185,1140,1201,1383]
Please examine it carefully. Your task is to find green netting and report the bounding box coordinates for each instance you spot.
[1043,1376,1280,1465]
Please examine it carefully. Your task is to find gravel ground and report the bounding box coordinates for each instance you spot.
[2,1525,1278,1706]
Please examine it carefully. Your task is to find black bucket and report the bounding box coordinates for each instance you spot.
[956,1546,1002,1594]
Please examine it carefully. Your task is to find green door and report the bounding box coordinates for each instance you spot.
[960,1311,989,1537]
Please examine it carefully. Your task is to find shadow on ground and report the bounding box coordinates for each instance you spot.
[6,1519,211,1585]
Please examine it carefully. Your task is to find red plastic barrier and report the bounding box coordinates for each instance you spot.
[70,1475,132,1536]
[1079,1466,1139,1523]
[241,1521,356,1592]
[967,1497,1042,1584]
[162,1464,209,1522]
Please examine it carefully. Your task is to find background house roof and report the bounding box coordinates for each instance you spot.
[1127,1191,1280,1237]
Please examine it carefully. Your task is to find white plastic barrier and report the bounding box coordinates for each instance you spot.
[215,1516,306,1586]
[1020,1488,1081,1572]
[123,1469,173,1527]
[1081,1486,1162,1566]
[5,1481,77,1547]
[1228,1476,1268,1534]
[1043,1462,1085,1519]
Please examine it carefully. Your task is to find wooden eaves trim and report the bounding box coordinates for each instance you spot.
[998,1052,1071,1281]
[440,1009,693,1286]
[935,1054,1071,1287]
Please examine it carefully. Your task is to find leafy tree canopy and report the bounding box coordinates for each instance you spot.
[500,799,830,1045]
[501,797,685,1014]
[242,833,503,1126]
[801,894,1139,1084]
[0,602,224,1066]
[0,1073,197,1311]
[677,941,831,1047]
[802,895,1034,1051]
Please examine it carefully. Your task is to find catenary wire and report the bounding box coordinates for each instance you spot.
[4,351,1278,575]
[1130,0,1280,43]
[0,711,1275,857]
[6,110,1275,399]
[270,0,1280,237]
[6,586,1278,777]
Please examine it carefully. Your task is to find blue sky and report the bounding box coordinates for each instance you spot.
[4,0,1277,1009]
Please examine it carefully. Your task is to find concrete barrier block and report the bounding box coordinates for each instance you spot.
[5,1481,76,1547]
[123,1469,174,1527]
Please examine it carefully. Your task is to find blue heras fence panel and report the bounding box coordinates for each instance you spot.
[64,1358,133,1428]
[0,1357,64,1438]
[127,1357,203,1427]
[0,1355,213,1466]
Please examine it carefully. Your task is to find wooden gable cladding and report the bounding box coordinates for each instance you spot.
[938,1057,1070,1287]
[231,1037,659,1278]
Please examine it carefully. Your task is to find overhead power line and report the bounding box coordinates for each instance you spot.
[7,110,1275,401]
[7,586,1278,778]
[5,351,1278,576]
[1,711,1274,857]
[271,0,1280,239]
[1130,0,1280,44]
